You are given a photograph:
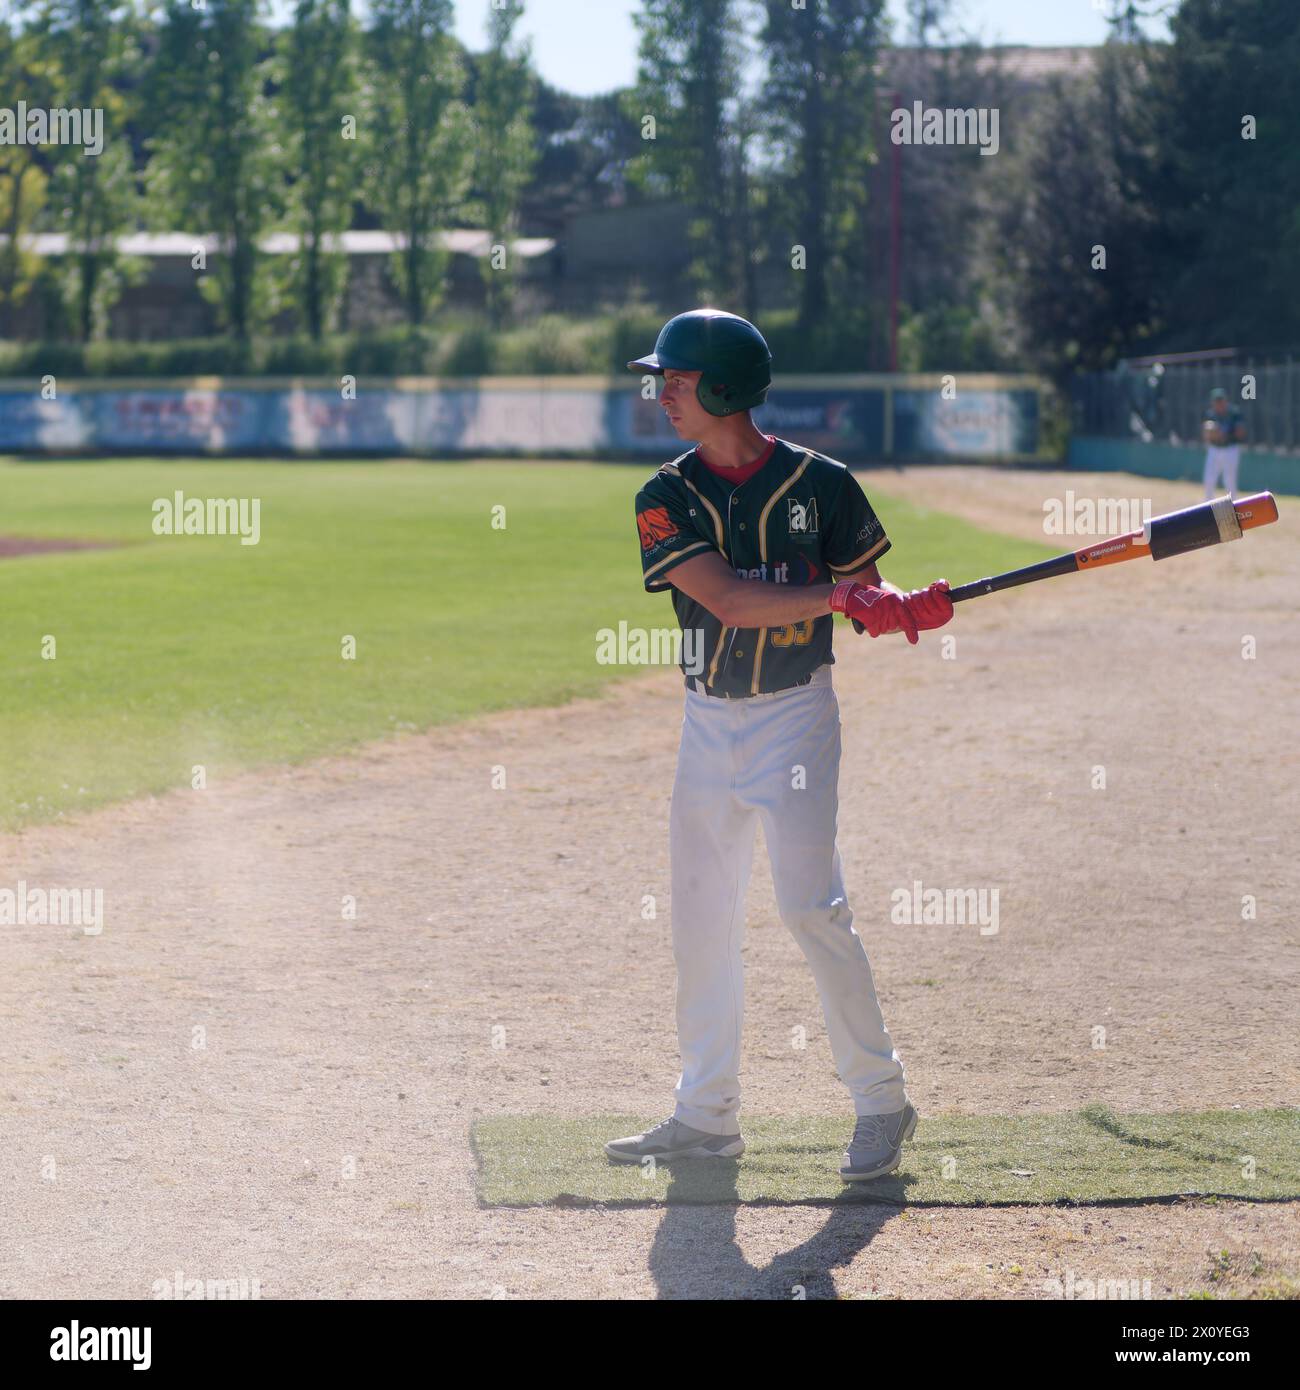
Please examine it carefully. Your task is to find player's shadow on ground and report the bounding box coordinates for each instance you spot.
[647,1161,906,1301]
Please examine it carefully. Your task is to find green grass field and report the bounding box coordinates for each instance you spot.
[473,1107,1300,1207]
[0,457,1054,827]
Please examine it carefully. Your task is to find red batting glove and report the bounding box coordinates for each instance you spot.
[903,579,954,633]
[830,580,919,644]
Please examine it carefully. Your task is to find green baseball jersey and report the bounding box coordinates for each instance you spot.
[634,438,890,696]
[1204,407,1245,443]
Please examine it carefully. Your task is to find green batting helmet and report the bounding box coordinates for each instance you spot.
[627,309,772,417]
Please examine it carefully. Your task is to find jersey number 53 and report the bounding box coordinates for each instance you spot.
[770,620,814,648]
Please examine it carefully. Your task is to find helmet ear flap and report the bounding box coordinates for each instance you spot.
[699,375,739,417]
[699,375,770,417]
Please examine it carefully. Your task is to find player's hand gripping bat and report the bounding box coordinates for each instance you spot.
[947,491,1279,604]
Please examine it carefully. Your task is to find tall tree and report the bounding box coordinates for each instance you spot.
[522,83,645,231]
[365,0,472,327]
[760,0,885,339]
[282,0,359,339]
[992,46,1160,376]
[0,16,55,335]
[1142,0,1300,348]
[630,0,754,314]
[877,0,1012,369]
[38,0,142,341]
[471,0,536,327]
[147,0,284,340]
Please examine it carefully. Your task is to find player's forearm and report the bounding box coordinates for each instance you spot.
[712,571,905,627]
[713,580,837,628]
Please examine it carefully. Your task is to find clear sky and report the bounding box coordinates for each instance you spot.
[449,0,1170,97]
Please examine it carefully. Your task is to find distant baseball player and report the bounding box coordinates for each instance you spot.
[606,309,953,1182]
[1203,387,1246,499]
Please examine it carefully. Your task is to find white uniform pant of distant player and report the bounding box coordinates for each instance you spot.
[668,664,906,1136]
[1203,444,1240,499]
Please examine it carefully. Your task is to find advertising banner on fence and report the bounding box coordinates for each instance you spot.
[0,376,1044,460]
[893,388,1040,458]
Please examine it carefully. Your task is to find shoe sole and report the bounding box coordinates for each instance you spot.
[839,1106,918,1183]
[604,1138,745,1164]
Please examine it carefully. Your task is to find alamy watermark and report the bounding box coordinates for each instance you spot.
[49,1323,150,1369]
[1041,1267,1153,1300]
[0,881,103,935]
[1043,491,1153,537]
[890,879,999,935]
[596,621,704,675]
[152,1268,262,1300]
[0,102,103,156]
[891,101,999,157]
[152,491,261,545]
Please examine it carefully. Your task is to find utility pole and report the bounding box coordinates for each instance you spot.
[889,90,902,372]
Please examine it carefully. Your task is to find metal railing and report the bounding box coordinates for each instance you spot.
[1072,350,1300,452]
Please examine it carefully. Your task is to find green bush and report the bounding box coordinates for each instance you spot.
[0,340,88,376]
[438,321,495,376]
[116,339,253,375]
[0,317,641,379]
[0,337,261,377]
[896,304,1016,374]
[609,308,671,374]
[259,335,343,376]
[764,307,878,374]
[493,315,611,375]
[341,328,430,375]
[1037,385,1070,463]
[0,309,1006,379]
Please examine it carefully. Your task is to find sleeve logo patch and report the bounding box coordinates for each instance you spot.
[638,506,679,550]
[788,497,819,536]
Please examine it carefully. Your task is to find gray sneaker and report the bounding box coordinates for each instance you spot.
[839,1102,918,1182]
[604,1117,745,1164]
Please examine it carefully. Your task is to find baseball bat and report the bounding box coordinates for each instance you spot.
[946,491,1279,605]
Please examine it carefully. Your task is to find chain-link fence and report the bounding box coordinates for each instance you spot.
[1072,352,1300,452]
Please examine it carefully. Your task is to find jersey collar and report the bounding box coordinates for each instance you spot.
[686,435,795,491]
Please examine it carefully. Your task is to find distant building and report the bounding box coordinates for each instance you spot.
[548,201,692,313]
[878,43,1098,90]
[0,230,556,339]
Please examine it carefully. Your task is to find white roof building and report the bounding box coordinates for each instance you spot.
[2,230,556,258]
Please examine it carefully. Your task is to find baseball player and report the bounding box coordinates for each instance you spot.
[606,309,953,1182]
[1203,387,1247,499]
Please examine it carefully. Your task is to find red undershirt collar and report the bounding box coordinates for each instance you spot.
[695,435,777,487]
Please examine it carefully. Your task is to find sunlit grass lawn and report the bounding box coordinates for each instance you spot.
[0,456,1053,826]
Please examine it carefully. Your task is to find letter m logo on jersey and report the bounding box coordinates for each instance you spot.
[638,505,678,551]
[788,497,819,536]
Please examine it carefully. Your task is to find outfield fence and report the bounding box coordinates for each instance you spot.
[0,374,1048,463]
[1070,351,1300,494]
[1072,351,1300,451]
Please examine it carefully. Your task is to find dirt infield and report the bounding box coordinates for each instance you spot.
[0,536,118,558]
[1,466,1297,1299]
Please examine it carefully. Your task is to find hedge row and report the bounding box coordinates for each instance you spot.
[0,309,887,379]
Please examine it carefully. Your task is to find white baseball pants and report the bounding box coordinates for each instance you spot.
[668,664,907,1135]
[1204,445,1240,499]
